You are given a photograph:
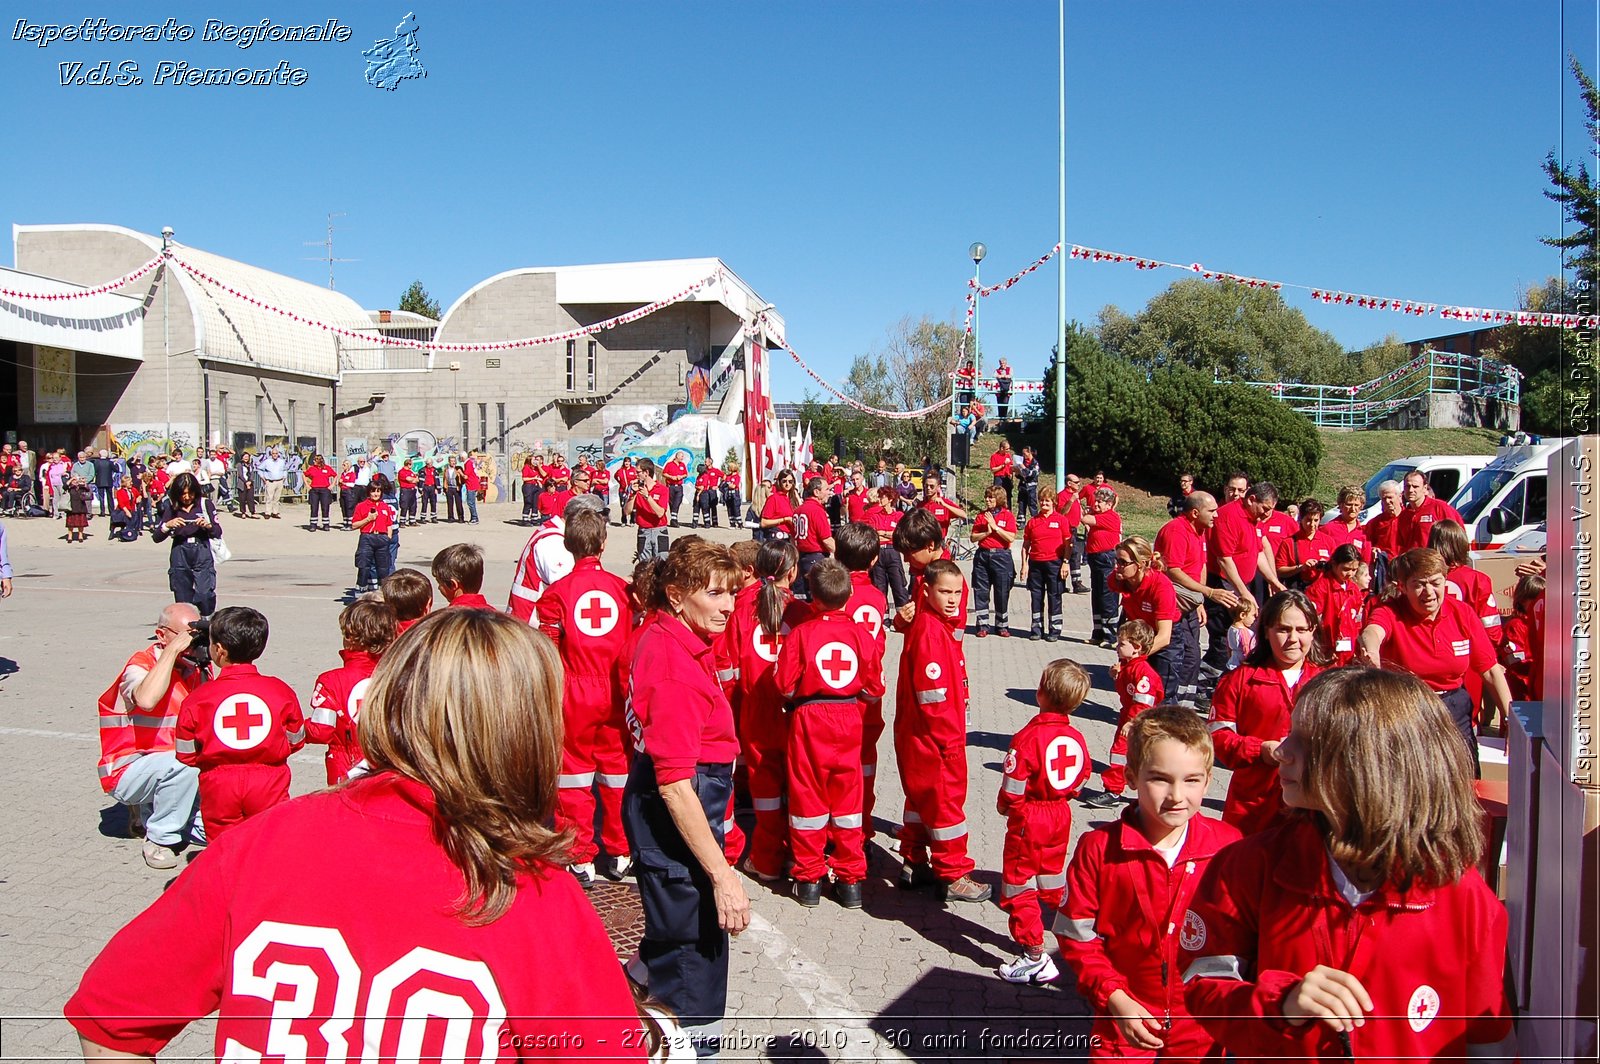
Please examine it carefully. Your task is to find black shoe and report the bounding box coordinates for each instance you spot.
[1029,631,1043,641]
[834,881,863,909]
[897,862,937,891]
[1081,789,1124,810]
[1045,632,1060,642]
[794,880,823,907]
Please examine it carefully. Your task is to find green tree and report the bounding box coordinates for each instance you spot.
[398,279,441,319]
[826,316,965,464]
[1488,278,1584,435]
[1542,57,1600,301]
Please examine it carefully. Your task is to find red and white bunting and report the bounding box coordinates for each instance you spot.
[969,243,1063,297]
[769,331,953,421]
[1068,243,1598,330]
[0,254,165,301]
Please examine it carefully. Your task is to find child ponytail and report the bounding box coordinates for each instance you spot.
[754,539,799,636]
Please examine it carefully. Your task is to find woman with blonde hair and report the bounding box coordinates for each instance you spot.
[623,537,750,1057]
[67,608,646,1061]
[1183,667,1513,1061]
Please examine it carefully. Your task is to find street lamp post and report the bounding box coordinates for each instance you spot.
[1055,0,1068,483]
[161,226,173,448]
[959,242,987,475]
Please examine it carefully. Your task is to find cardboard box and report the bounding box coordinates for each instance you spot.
[1480,736,1508,784]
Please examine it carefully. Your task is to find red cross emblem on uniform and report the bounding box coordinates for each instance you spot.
[1044,735,1084,791]
[816,641,858,690]
[753,625,784,663]
[574,590,620,637]
[215,694,272,751]
[347,677,372,722]
[852,604,883,640]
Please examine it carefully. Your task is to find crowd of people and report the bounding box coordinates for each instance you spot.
[52,426,1540,1061]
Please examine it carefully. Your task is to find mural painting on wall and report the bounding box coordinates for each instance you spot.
[571,440,605,467]
[111,424,199,462]
[685,365,711,414]
[602,405,667,460]
[35,346,77,423]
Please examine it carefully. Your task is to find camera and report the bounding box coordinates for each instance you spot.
[183,616,212,671]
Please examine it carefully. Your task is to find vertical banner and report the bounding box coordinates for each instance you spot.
[34,345,77,423]
[745,341,769,500]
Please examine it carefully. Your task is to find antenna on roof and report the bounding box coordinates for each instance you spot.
[303,211,358,288]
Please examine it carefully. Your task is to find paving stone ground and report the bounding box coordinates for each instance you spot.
[0,502,1233,1061]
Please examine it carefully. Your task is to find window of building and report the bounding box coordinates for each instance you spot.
[478,404,488,451]
[497,403,506,451]
[566,339,576,392]
[587,341,598,392]
[460,403,470,449]
[218,391,229,444]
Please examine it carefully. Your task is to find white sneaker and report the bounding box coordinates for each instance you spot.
[604,854,633,880]
[998,952,1060,984]
[568,862,595,885]
[142,841,180,870]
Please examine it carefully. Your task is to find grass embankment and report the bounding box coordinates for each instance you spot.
[960,426,1505,543]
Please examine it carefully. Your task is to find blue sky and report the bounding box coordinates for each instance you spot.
[2,1,1595,400]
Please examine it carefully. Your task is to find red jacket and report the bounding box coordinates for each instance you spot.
[64,773,646,1061]
[1394,496,1464,554]
[841,569,888,656]
[1115,655,1164,716]
[1209,662,1320,835]
[537,558,633,682]
[1182,815,1512,1062]
[774,608,886,707]
[1446,564,1503,645]
[175,665,305,770]
[1501,612,1537,700]
[894,607,967,748]
[1304,572,1363,664]
[1059,811,1241,1018]
[998,711,1090,814]
[306,649,379,784]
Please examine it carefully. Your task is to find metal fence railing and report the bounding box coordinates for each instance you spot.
[1244,349,1520,429]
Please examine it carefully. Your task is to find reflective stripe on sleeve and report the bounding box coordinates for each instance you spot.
[916,688,948,705]
[832,813,863,829]
[557,772,595,788]
[1051,912,1097,941]
[1036,872,1066,891]
[307,706,339,727]
[284,727,306,745]
[789,813,829,831]
[1482,614,1501,627]
[1132,693,1156,706]
[1108,752,1127,766]
[597,772,629,788]
[1208,721,1237,733]
[1183,954,1246,982]
[752,797,784,811]
[1002,776,1026,795]
[716,667,739,683]
[174,738,198,755]
[926,820,968,841]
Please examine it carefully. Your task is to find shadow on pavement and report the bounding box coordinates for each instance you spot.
[869,964,1095,1063]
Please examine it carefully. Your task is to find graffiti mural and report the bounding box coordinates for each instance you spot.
[111,424,199,461]
[602,405,667,460]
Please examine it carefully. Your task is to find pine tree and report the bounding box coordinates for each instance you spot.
[397,280,441,319]
[1540,56,1600,305]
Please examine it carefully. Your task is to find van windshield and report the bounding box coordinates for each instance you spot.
[1363,462,1417,507]
[1453,466,1518,522]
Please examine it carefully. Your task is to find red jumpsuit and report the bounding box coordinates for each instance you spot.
[1304,572,1363,665]
[774,608,886,884]
[1501,611,1536,700]
[1182,815,1513,1062]
[174,664,305,840]
[65,773,645,1062]
[539,557,635,865]
[1447,563,1503,722]
[1057,811,1240,1061]
[1103,656,1164,795]
[894,607,973,880]
[1208,663,1320,836]
[842,570,889,838]
[997,711,1090,948]
[305,648,379,784]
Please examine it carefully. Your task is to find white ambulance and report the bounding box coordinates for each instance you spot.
[1449,434,1565,550]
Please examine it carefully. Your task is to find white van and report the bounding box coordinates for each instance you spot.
[1450,437,1565,550]
[1353,454,1494,522]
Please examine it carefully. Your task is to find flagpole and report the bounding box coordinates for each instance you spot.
[1054,0,1068,484]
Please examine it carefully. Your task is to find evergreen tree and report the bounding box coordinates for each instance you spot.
[398,280,441,319]
[1541,57,1600,304]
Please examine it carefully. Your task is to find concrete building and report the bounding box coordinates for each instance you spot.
[8,225,785,481]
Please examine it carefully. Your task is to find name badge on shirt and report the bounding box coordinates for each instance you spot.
[1336,638,1353,653]
[1451,639,1471,657]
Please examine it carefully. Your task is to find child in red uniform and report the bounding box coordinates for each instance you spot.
[833,524,889,843]
[306,597,396,784]
[1084,620,1165,809]
[727,540,805,881]
[538,508,636,883]
[351,483,396,593]
[890,508,968,633]
[994,658,1093,983]
[1500,573,1544,701]
[1057,707,1240,1058]
[1183,668,1514,1062]
[1304,544,1363,665]
[174,607,305,840]
[775,560,886,907]
[895,560,990,903]
[380,567,433,636]
[1209,590,1325,836]
[432,542,494,610]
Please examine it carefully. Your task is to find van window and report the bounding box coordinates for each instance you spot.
[1525,475,1547,526]
[1430,468,1462,501]
[1499,478,1526,526]
[1455,466,1517,523]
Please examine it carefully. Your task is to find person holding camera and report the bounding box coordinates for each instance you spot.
[152,472,221,616]
[95,602,208,869]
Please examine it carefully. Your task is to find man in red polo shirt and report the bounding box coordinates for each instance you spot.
[1156,491,1237,704]
[633,458,671,561]
[918,477,967,542]
[661,454,689,527]
[1203,481,1280,671]
[794,476,836,597]
[1394,469,1465,554]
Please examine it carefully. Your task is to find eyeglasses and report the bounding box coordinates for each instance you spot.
[1116,557,1139,568]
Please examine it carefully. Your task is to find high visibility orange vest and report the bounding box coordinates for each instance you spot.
[96,647,200,793]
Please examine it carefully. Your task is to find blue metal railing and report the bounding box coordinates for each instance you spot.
[1243,349,1520,429]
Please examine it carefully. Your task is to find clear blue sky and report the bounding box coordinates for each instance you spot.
[2,1,1595,400]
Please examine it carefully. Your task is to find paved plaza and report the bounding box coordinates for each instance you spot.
[0,502,1236,1061]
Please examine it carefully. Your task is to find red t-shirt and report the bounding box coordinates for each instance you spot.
[634,482,670,529]
[1274,530,1335,574]
[975,507,1017,550]
[539,488,573,518]
[1120,568,1180,626]
[661,459,688,486]
[796,498,833,553]
[627,614,739,784]
[1085,508,1123,554]
[1258,511,1297,555]
[1154,515,1208,584]
[303,464,336,490]
[1366,596,1497,692]
[920,495,959,536]
[846,489,871,523]
[1022,513,1067,561]
[762,492,797,536]
[396,467,417,490]
[1364,510,1400,556]
[1395,496,1466,554]
[352,499,396,535]
[989,451,1014,478]
[698,467,722,492]
[1209,499,1263,581]
[1321,516,1373,565]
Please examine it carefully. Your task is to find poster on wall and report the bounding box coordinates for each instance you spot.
[34,346,76,423]
[110,423,199,462]
[602,404,667,459]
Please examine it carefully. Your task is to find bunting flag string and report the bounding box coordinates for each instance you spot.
[169,252,722,352]
[760,317,953,421]
[1067,243,1599,330]
[0,254,165,301]
[971,243,1063,297]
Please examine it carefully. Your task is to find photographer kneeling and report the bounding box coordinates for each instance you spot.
[95,603,208,869]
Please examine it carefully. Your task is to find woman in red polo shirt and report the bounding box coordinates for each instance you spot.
[622,538,749,1056]
[761,470,800,539]
[1321,485,1373,565]
[1358,548,1510,771]
[1209,589,1326,835]
[1109,536,1181,691]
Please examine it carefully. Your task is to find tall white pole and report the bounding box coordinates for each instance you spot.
[161,226,173,447]
[1054,0,1068,483]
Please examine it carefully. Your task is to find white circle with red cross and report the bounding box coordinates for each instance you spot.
[752,624,785,662]
[213,694,273,750]
[1180,909,1207,952]
[347,678,372,722]
[573,590,621,637]
[815,641,859,690]
[852,603,883,640]
[1044,735,1086,792]
[1407,984,1440,1032]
